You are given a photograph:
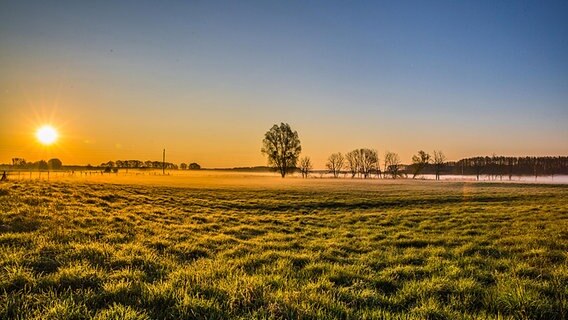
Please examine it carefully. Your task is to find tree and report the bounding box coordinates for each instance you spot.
[471,157,484,181]
[101,161,115,168]
[261,123,302,178]
[127,160,143,168]
[37,160,48,170]
[345,149,377,178]
[188,163,201,170]
[47,158,63,170]
[299,156,312,178]
[166,163,179,170]
[326,153,344,178]
[359,148,378,178]
[345,150,360,178]
[433,150,446,180]
[180,163,188,170]
[411,150,430,179]
[384,151,402,179]
[12,158,26,167]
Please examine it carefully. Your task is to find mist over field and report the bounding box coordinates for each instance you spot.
[4,169,568,185]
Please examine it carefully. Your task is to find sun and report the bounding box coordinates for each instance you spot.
[36,125,59,145]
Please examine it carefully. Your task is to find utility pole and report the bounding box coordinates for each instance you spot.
[162,149,166,175]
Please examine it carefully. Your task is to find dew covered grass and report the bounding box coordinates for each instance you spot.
[0,176,567,319]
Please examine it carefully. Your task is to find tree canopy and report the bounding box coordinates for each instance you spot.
[261,123,302,178]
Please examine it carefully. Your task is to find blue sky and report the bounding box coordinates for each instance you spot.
[1,1,567,166]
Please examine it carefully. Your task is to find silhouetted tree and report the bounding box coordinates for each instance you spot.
[532,157,540,180]
[433,150,446,180]
[345,150,360,178]
[472,157,484,180]
[47,158,63,170]
[411,150,430,179]
[299,156,312,178]
[326,153,344,178]
[359,149,378,178]
[180,163,188,170]
[345,149,377,178]
[37,160,48,170]
[506,157,515,181]
[164,163,178,170]
[384,151,402,179]
[101,161,115,168]
[12,158,26,167]
[261,123,302,178]
[127,160,143,168]
[188,163,201,170]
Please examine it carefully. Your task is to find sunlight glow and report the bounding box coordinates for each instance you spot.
[36,125,58,145]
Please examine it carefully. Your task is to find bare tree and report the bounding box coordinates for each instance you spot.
[326,152,344,178]
[299,156,312,178]
[411,150,430,179]
[261,123,302,178]
[345,149,377,178]
[433,150,446,180]
[359,148,378,178]
[384,151,402,179]
[346,150,360,178]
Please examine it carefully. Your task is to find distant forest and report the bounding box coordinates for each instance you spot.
[5,159,201,171]
[415,156,568,180]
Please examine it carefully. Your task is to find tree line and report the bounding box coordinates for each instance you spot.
[11,158,63,170]
[447,156,568,180]
[7,158,202,172]
[100,160,201,170]
[261,123,567,179]
[301,149,447,180]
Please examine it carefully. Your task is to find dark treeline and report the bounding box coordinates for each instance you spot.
[10,158,63,170]
[100,160,201,170]
[4,158,202,171]
[100,160,178,170]
[442,156,568,180]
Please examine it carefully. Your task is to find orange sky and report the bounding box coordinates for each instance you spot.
[1,86,566,168]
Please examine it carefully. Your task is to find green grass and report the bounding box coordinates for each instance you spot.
[0,178,567,319]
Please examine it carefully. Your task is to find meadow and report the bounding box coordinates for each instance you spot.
[0,174,566,319]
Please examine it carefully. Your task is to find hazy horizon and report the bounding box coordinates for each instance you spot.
[1,1,567,168]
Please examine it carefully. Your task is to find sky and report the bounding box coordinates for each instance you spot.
[1,0,567,168]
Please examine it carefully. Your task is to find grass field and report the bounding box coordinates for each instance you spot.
[0,175,567,319]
